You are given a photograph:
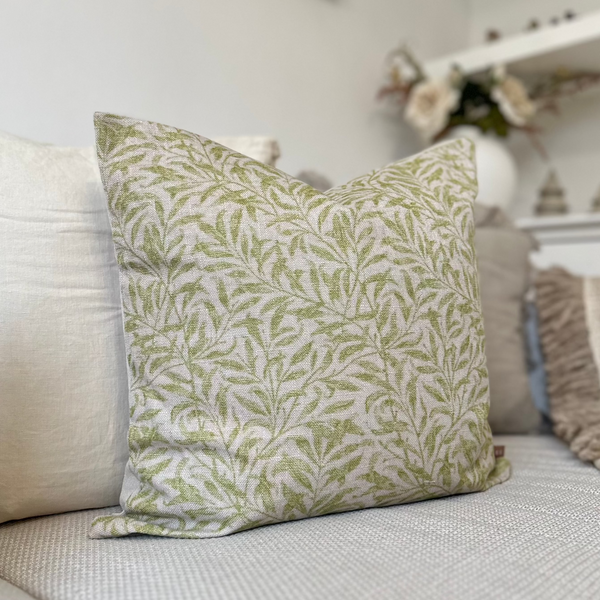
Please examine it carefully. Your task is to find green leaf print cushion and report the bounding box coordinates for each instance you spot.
[90,113,510,539]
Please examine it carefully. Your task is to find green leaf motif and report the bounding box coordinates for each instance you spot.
[90,113,509,540]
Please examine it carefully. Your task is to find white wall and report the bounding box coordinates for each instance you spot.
[468,0,600,217]
[0,0,469,185]
[4,1,599,215]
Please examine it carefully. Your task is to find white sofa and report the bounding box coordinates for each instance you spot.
[2,132,599,600]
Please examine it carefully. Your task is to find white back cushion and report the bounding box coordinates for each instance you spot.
[214,136,280,166]
[0,131,129,522]
[0,131,281,523]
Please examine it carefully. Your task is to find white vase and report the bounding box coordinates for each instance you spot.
[444,126,517,211]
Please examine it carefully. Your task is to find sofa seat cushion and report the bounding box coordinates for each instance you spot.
[1,436,599,600]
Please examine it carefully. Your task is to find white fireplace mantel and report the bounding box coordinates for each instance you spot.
[516,213,600,276]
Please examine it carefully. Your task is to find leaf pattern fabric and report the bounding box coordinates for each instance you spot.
[90,113,510,539]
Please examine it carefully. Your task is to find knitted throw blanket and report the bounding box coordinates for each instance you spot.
[536,268,600,469]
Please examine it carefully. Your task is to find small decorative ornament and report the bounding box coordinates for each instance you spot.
[536,169,568,215]
[591,186,600,213]
[486,29,502,42]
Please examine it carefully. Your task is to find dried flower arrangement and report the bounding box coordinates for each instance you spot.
[379,47,600,148]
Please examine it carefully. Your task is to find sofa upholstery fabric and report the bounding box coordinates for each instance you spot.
[1,436,599,600]
[0,580,35,600]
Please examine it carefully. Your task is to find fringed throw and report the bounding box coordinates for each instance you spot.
[536,268,600,469]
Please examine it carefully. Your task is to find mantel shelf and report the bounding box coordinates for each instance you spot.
[514,213,600,275]
[517,212,600,229]
[424,10,600,77]
[516,213,600,246]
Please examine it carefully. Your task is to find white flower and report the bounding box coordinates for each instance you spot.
[491,69,536,126]
[405,80,459,141]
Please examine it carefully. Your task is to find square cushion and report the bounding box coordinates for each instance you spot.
[0,131,130,523]
[473,206,540,433]
[90,113,509,538]
[0,131,281,526]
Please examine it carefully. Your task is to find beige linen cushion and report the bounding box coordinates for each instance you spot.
[0,131,130,523]
[0,131,281,524]
[474,205,540,434]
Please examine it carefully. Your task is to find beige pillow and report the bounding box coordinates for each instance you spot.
[0,132,281,524]
[474,205,540,434]
[0,131,130,523]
